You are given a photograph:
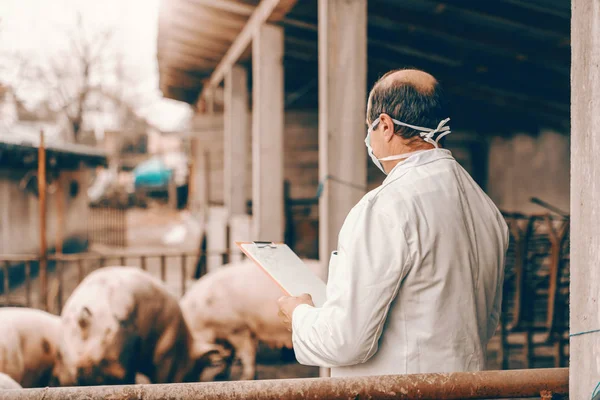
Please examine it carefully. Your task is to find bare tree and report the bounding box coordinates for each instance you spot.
[20,12,117,142]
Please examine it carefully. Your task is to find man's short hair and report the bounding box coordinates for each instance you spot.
[367,69,448,140]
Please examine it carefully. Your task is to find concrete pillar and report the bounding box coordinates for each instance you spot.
[252,24,284,241]
[317,0,367,378]
[229,214,252,263]
[318,0,367,272]
[224,65,249,217]
[570,1,600,398]
[191,139,209,216]
[207,206,228,272]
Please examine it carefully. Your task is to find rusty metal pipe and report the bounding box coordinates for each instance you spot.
[1,368,568,400]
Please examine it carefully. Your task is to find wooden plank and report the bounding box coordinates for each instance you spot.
[367,15,569,76]
[224,65,249,217]
[186,0,254,16]
[371,0,570,68]
[161,28,232,54]
[444,0,569,34]
[161,39,225,62]
[171,0,248,31]
[252,24,284,241]
[199,0,299,102]
[168,17,239,43]
[570,0,600,398]
[160,50,218,71]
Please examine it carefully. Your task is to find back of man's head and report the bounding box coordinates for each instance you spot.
[367,69,448,142]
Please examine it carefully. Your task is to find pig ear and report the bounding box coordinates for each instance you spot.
[77,306,92,329]
[191,342,228,364]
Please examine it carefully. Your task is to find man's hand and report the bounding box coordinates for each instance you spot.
[277,294,315,332]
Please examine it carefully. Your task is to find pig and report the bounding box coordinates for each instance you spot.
[0,308,61,388]
[0,372,22,390]
[53,266,224,386]
[180,259,324,381]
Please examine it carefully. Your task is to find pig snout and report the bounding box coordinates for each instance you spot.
[75,359,128,386]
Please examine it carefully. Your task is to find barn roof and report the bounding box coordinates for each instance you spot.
[157,0,570,132]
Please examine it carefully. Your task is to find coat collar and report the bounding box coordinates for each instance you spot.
[383,148,454,185]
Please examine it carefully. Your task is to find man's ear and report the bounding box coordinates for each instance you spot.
[379,114,396,142]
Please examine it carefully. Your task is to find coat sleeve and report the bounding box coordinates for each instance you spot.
[291,202,412,368]
[487,222,509,342]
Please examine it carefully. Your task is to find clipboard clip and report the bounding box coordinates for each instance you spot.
[253,241,277,249]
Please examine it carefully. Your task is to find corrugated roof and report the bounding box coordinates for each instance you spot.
[0,127,107,170]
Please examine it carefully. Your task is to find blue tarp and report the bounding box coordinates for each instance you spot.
[133,157,172,189]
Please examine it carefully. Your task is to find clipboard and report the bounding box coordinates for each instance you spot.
[236,241,327,307]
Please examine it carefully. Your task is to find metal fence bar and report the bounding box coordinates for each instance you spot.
[3,261,9,306]
[160,255,166,282]
[25,261,31,307]
[1,368,569,400]
[77,259,84,284]
[56,260,63,312]
[181,254,187,296]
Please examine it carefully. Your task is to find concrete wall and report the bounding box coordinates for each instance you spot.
[0,167,91,255]
[487,130,570,214]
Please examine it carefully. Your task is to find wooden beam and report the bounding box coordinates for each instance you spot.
[162,27,232,54]
[367,14,569,76]
[367,39,568,105]
[160,70,207,89]
[171,0,248,31]
[160,40,224,62]
[252,24,284,241]
[160,49,218,71]
[373,0,570,68]
[199,0,298,103]
[224,65,249,217]
[443,0,569,34]
[278,14,569,76]
[167,13,240,42]
[395,0,568,43]
[502,0,570,19]
[186,0,254,16]
[570,0,600,399]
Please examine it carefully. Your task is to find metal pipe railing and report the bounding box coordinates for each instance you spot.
[0,368,568,399]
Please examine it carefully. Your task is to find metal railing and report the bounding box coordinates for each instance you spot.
[0,250,232,313]
[500,211,570,369]
[87,205,128,248]
[1,368,569,399]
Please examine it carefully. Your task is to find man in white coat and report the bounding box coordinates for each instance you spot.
[277,69,509,377]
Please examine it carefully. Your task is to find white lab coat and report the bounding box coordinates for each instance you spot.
[292,149,509,377]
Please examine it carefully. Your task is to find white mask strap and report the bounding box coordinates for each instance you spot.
[390,117,451,148]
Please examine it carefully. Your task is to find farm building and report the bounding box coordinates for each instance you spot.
[154,0,595,397]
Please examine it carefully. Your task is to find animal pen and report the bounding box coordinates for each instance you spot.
[3,0,600,398]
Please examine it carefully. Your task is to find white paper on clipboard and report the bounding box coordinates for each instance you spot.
[236,242,327,307]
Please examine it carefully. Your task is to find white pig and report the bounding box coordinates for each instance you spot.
[54,266,223,386]
[0,372,22,390]
[180,259,324,380]
[0,308,61,388]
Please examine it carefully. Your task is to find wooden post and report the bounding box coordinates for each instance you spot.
[252,24,284,241]
[570,0,600,398]
[318,0,368,377]
[224,64,249,218]
[38,130,48,311]
[318,0,368,266]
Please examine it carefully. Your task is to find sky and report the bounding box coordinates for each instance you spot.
[0,0,192,131]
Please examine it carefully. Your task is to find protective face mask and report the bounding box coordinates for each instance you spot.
[365,117,451,174]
